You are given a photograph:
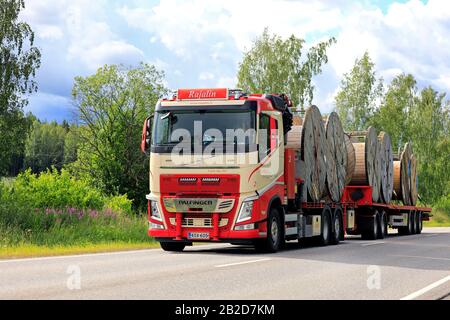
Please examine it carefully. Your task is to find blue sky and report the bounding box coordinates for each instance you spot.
[21,0,448,123]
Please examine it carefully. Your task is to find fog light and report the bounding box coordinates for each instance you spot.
[234,223,255,231]
[150,222,165,230]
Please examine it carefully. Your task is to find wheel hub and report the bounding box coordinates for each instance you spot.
[271,218,278,245]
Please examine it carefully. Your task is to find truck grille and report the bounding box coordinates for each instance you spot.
[169,218,228,228]
[217,199,234,210]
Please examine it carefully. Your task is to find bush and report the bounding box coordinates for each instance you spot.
[11,168,105,210]
[0,172,149,247]
[6,168,133,215]
[434,194,450,214]
[103,194,133,216]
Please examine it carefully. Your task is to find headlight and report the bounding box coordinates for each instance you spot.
[237,201,254,223]
[150,200,162,221]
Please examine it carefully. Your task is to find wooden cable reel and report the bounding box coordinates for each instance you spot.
[393,143,413,205]
[378,132,394,203]
[344,133,355,185]
[325,112,347,202]
[410,154,418,205]
[349,127,380,202]
[301,105,326,201]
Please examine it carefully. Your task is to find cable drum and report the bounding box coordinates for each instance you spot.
[378,132,394,203]
[349,127,380,202]
[301,105,327,201]
[325,112,347,202]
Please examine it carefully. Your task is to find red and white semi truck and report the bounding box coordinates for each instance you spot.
[141,88,432,252]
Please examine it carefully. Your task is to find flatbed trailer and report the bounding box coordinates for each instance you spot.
[284,185,432,244]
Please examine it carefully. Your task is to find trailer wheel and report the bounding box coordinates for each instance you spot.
[331,208,343,245]
[254,206,282,253]
[416,211,423,234]
[411,211,417,234]
[378,211,387,239]
[361,211,379,240]
[318,207,332,246]
[160,242,186,252]
[398,211,414,235]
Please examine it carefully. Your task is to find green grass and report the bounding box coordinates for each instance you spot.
[424,207,450,227]
[0,213,159,259]
[0,241,159,259]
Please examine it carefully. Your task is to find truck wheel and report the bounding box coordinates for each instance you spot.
[331,209,342,245]
[255,207,282,253]
[318,208,332,246]
[160,242,186,252]
[362,211,379,240]
[416,211,422,234]
[378,211,387,239]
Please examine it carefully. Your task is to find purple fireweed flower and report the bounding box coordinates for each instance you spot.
[89,209,99,218]
[104,208,113,216]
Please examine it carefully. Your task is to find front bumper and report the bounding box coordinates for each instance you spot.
[148,227,266,241]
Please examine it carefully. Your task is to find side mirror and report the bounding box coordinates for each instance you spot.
[141,115,153,155]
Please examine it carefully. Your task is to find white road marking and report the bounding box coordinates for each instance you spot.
[361,241,385,246]
[424,234,439,237]
[400,275,450,300]
[391,254,450,261]
[0,243,233,264]
[215,258,271,268]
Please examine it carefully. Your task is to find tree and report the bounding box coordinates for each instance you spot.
[24,120,66,172]
[71,63,167,208]
[410,87,449,202]
[0,0,41,174]
[335,51,383,131]
[237,28,335,110]
[63,124,79,165]
[371,73,417,151]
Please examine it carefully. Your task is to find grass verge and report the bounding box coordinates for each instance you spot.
[424,208,450,227]
[0,241,160,259]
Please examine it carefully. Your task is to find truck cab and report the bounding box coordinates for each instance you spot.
[142,88,293,252]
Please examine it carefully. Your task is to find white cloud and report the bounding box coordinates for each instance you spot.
[215,76,237,89]
[20,0,450,122]
[199,72,215,81]
[23,0,143,71]
[117,0,343,56]
[328,0,450,93]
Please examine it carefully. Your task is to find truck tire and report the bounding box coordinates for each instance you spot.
[160,242,186,252]
[411,211,417,234]
[331,208,343,245]
[254,207,282,253]
[361,211,379,240]
[416,211,422,234]
[378,211,388,239]
[398,211,414,235]
[318,208,332,246]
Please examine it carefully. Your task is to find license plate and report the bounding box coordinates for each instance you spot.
[187,232,210,240]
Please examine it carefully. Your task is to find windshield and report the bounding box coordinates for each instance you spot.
[152,109,256,151]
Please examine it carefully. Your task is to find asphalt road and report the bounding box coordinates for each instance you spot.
[1,227,449,300]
